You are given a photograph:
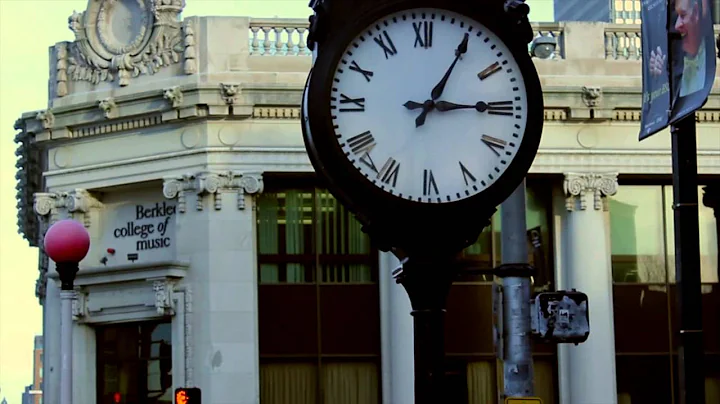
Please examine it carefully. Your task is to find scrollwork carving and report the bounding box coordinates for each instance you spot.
[564,173,618,211]
[65,189,103,227]
[72,290,87,320]
[163,86,184,108]
[163,174,196,213]
[34,192,66,223]
[164,171,264,211]
[153,279,175,316]
[65,0,185,87]
[237,172,264,210]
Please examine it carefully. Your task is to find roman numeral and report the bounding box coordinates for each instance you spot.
[481,135,507,157]
[360,152,378,173]
[413,21,433,48]
[349,60,374,82]
[459,162,477,185]
[377,157,400,187]
[423,169,439,196]
[486,100,514,116]
[347,131,375,154]
[374,31,398,59]
[339,94,365,112]
[477,62,502,80]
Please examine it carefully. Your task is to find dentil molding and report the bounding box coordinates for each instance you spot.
[563,172,618,211]
[162,171,264,212]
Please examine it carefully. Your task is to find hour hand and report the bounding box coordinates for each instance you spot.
[403,100,425,110]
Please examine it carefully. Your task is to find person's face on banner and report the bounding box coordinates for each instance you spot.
[674,0,702,55]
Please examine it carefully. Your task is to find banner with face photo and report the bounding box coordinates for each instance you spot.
[668,0,717,124]
[639,0,672,140]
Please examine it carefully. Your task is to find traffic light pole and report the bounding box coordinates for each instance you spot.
[499,179,534,398]
[670,115,705,404]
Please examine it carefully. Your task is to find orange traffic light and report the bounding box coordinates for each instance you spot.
[175,388,201,404]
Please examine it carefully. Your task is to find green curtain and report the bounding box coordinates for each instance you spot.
[285,190,306,283]
[257,194,280,283]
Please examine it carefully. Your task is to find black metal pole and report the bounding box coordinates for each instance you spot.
[670,114,705,404]
[396,256,456,404]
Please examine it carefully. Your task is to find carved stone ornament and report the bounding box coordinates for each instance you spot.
[98,97,117,119]
[34,189,103,227]
[163,171,264,211]
[581,86,602,107]
[220,84,239,105]
[64,0,186,89]
[564,173,618,211]
[153,279,175,316]
[163,86,184,108]
[72,290,88,320]
[36,110,55,129]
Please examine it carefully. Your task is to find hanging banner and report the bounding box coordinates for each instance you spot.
[639,0,716,140]
[639,0,672,140]
[668,0,717,124]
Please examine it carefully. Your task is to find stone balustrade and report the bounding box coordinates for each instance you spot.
[247,19,719,63]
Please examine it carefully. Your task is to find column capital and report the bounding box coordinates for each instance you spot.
[163,171,264,212]
[34,188,103,226]
[563,172,618,211]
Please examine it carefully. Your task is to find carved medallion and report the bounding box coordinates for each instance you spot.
[95,0,153,56]
[65,0,186,88]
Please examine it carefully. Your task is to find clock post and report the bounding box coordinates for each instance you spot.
[302,0,546,402]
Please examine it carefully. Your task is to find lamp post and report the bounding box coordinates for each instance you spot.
[44,219,90,404]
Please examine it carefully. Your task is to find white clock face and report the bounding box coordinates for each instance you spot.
[330,8,529,204]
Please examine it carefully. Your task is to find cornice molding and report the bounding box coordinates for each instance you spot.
[162,171,264,212]
[563,173,619,211]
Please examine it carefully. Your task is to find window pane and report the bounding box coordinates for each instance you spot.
[257,190,315,283]
[97,322,172,404]
[316,190,373,283]
[609,186,666,283]
[664,186,719,285]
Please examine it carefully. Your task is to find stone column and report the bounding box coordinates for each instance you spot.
[164,171,263,404]
[378,252,414,404]
[557,173,619,404]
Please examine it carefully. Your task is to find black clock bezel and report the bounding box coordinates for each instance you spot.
[303,0,543,239]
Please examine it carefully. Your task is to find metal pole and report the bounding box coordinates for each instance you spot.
[396,256,456,404]
[670,115,705,404]
[500,179,534,398]
[59,290,74,404]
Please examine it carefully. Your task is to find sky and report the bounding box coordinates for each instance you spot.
[0,0,554,401]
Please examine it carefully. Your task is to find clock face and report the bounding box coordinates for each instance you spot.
[329,8,529,204]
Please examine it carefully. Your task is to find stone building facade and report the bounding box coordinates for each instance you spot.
[13,1,720,404]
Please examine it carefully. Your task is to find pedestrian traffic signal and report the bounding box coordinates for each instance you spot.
[175,387,201,404]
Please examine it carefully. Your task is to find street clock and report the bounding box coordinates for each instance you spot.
[302,0,543,254]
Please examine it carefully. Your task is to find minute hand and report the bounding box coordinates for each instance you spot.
[435,100,514,115]
[430,33,470,100]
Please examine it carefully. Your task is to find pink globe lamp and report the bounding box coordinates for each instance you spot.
[44,219,90,290]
